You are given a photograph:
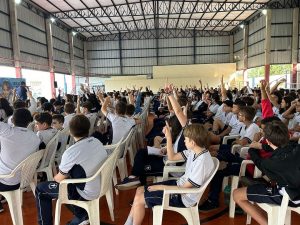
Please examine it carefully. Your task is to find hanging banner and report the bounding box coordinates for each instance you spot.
[0,77,26,93]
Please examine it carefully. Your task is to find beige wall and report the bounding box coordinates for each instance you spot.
[105,63,236,92]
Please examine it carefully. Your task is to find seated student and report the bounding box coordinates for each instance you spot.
[41,102,54,114]
[52,114,64,131]
[34,112,57,149]
[53,101,64,114]
[35,115,108,225]
[233,120,300,225]
[101,96,136,144]
[211,99,233,135]
[77,99,98,134]
[200,106,260,211]
[0,108,40,212]
[123,123,214,225]
[63,103,76,129]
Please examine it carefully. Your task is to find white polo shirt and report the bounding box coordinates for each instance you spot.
[0,122,40,185]
[239,123,260,143]
[37,128,57,146]
[177,149,214,207]
[106,112,136,144]
[229,114,243,135]
[59,137,107,200]
[63,113,75,129]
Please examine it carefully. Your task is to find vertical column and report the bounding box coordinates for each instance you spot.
[8,0,22,78]
[46,19,56,98]
[243,24,249,84]
[229,35,234,63]
[83,41,89,84]
[155,29,159,66]
[292,8,299,84]
[193,29,196,64]
[69,33,76,92]
[118,33,123,75]
[264,9,272,82]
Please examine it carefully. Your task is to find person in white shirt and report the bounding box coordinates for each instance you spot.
[63,103,76,129]
[123,123,214,225]
[0,108,40,212]
[35,115,108,225]
[101,96,137,144]
[34,112,57,149]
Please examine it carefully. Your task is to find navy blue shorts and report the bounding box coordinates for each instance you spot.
[144,180,185,208]
[247,183,300,207]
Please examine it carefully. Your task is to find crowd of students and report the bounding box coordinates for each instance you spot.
[0,77,299,225]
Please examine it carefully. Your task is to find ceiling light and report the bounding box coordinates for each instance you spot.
[15,0,21,4]
[240,24,244,29]
[72,31,77,36]
[262,9,267,15]
[50,17,56,23]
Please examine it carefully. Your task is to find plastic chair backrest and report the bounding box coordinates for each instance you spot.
[20,150,45,189]
[88,114,98,136]
[39,132,59,168]
[57,128,69,154]
[120,128,135,159]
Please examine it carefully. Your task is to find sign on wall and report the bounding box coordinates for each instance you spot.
[0,77,26,93]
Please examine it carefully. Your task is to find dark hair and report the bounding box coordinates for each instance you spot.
[82,101,93,112]
[13,99,26,109]
[115,101,127,115]
[53,101,62,106]
[166,115,182,142]
[69,115,90,138]
[261,116,281,125]
[263,120,289,147]
[233,98,246,108]
[49,98,56,105]
[239,106,256,122]
[241,96,255,106]
[42,102,53,112]
[223,100,233,108]
[34,112,53,126]
[13,108,32,127]
[64,103,75,114]
[39,97,48,105]
[273,91,283,105]
[65,94,74,103]
[126,104,135,116]
[52,114,64,124]
[0,98,13,117]
[20,81,26,85]
[183,124,209,148]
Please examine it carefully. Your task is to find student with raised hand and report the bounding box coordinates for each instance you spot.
[101,95,136,144]
[123,122,214,225]
[35,115,108,225]
[233,120,300,225]
[0,108,40,212]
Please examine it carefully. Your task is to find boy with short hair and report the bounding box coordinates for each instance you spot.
[52,114,64,131]
[123,123,214,225]
[233,120,300,225]
[0,108,40,212]
[34,112,57,148]
[35,115,108,225]
[63,103,76,129]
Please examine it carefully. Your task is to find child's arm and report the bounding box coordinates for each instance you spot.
[101,96,110,116]
[163,122,184,161]
[54,172,68,183]
[76,96,81,114]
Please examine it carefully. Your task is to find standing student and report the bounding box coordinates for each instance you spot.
[123,123,214,225]
[35,115,108,225]
[0,108,40,212]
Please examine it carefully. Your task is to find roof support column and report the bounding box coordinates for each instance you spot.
[8,0,21,78]
[292,8,299,84]
[243,24,249,84]
[193,30,196,64]
[83,41,89,84]
[229,35,234,63]
[264,9,272,83]
[156,29,159,66]
[46,19,56,98]
[118,33,123,75]
[69,33,76,92]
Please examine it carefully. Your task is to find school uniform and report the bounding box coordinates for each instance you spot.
[0,122,40,188]
[144,149,214,208]
[35,137,108,225]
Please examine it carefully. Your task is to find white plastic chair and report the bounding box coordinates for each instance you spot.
[55,127,70,166]
[0,150,45,225]
[152,157,220,225]
[153,159,186,183]
[88,113,98,136]
[229,158,263,218]
[222,134,240,145]
[246,191,293,225]
[33,132,60,192]
[54,141,121,225]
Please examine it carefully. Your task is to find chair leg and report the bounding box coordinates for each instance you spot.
[54,200,62,225]
[87,200,100,225]
[46,168,54,181]
[4,190,24,225]
[153,206,163,225]
[229,176,239,218]
[268,207,280,225]
[222,177,229,192]
[105,185,115,221]
[246,214,251,224]
[285,209,291,225]
[112,169,119,195]
[189,207,200,225]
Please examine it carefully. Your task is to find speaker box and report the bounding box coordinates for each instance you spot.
[54,81,57,88]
